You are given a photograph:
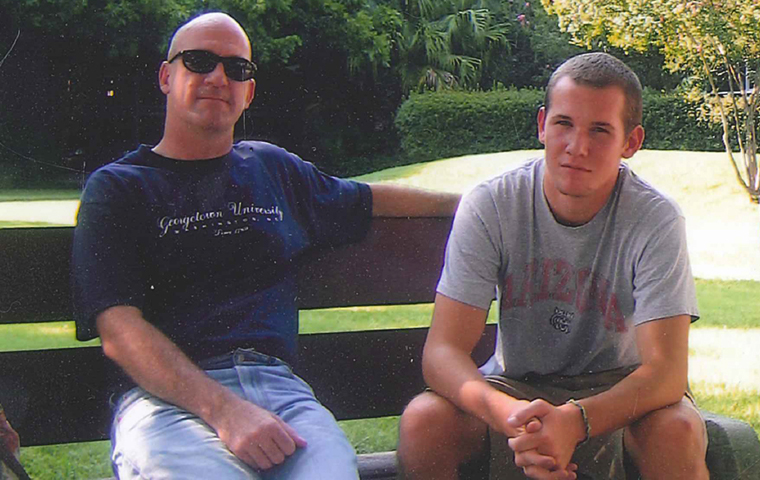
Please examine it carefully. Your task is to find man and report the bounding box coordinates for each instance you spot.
[397,52,709,480]
[72,12,459,479]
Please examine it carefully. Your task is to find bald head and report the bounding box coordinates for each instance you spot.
[167,13,252,61]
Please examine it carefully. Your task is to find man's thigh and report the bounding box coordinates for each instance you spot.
[111,357,357,480]
[111,389,257,480]
[231,362,358,480]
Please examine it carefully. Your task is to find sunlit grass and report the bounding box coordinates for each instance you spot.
[2,278,755,353]
[20,442,112,480]
[341,417,401,455]
[691,381,760,433]
[0,322,100,352]
[694,279,760,328]
[0,190,80,202]
[299,304,499,333]
[0,200,79,227]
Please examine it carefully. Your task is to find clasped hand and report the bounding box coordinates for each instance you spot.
[505,399,583,480]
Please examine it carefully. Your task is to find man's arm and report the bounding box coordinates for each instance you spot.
[424,294,573,477]
[97,305,306,470]
[508,315,690,472]
[368,184,460,217]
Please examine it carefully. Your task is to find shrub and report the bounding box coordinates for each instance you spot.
[641,89,724,152]
[394,89,544,163]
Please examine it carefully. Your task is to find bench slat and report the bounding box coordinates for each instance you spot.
[0,217,453,324]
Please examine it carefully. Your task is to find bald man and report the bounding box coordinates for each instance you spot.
[72,12,459,479]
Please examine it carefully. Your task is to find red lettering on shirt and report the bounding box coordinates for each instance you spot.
[500,257,627,333]
[551,259,575,303]
[604,293,627,332]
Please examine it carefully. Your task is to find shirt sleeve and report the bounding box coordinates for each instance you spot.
[283,156,373,248]
[631,215,699,325]
[71,169,147,340]
[437,185,503,310]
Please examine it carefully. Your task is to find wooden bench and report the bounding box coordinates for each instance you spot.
[1,220,759,479]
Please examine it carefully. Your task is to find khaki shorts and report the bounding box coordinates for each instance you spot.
[485,366,702,480]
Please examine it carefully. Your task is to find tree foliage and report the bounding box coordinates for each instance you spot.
[541,0,760,202]
[396,0,510,92]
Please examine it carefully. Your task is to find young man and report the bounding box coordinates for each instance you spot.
[397,53,709,480]
[72,12,458,479]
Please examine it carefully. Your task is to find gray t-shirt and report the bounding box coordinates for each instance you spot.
[438,158,699,378]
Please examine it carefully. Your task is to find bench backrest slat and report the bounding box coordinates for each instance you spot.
[0,218,453,324]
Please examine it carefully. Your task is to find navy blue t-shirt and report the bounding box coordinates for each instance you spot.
[72,142,372,365]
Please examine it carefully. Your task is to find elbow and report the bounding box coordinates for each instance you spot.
[420,342,452,388]
[95,306,138,363]
[420,345,439,386]
[98,325,129,365]
[654,367,689,408]
[664,381,688,407]
[99,335,121,362]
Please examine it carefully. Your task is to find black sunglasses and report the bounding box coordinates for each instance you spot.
[168,49,256,82]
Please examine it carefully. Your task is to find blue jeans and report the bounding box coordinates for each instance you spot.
[110,349,358,479]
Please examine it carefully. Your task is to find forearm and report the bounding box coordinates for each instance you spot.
[578,316,691,438]
[97,306,237,426]
[423,342,525,434]
[578,362,686,438]
[369,183,460,217]
[98,305,307,469]
[424,294,530,435]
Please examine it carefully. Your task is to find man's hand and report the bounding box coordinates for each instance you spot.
[211,396,307,470]
[506,399,585,479]
[489,397,576,478]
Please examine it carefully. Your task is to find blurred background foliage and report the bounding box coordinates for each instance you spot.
[0,0,706,186]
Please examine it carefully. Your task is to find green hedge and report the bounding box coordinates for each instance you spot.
[641,89,724,152]
[394,88,726,162]
[394,89,544,163]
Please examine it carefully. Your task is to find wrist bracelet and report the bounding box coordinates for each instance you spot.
[567,398,590,446]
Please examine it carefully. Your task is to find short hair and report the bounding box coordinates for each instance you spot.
[545,52,643,134]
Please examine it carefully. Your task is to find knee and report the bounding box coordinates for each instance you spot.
[628,405,706,451]
[398,392,486,476]
[626,403,708,478]
[398,392,459,450]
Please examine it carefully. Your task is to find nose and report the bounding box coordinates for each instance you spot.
[204,62,229,86]
[566,130,590,157]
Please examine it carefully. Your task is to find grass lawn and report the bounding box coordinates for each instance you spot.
[3,278,758,353]
[4,150,760,478]
[0,190,81,202]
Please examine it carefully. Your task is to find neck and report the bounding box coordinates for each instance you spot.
[546,197,604,226]
[543,184,613,227]
[153,123,234,160]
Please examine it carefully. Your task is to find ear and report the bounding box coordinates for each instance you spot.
[537,106,547,145]
[158,62,171,95]
[622,125,645,159]
[244,79,256,108]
